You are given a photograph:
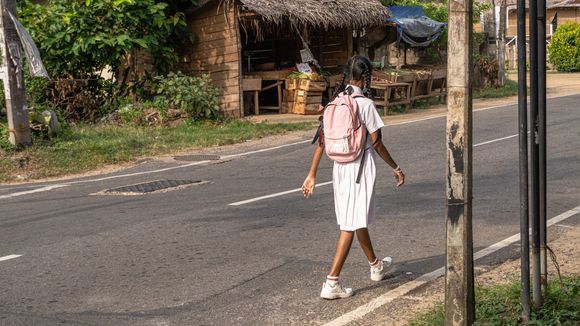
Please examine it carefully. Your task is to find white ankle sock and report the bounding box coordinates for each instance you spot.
[326,275,339,286]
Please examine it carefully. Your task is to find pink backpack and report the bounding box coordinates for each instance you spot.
[314,90,368,183]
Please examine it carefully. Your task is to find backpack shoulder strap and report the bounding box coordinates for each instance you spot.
[311,116,324,146]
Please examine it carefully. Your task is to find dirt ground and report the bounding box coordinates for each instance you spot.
[367,224,580,326]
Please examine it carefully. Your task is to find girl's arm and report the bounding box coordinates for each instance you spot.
[301,143,324,198]
[369,131,405,187]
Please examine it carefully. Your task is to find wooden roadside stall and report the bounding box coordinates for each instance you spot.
[180,0,389,118]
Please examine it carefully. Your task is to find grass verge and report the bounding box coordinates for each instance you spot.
[474,80,519,99]
[0,120,316,183]
[410,275,580,325]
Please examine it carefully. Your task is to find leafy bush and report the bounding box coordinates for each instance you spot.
[118,103,145,125]
[0,120,11,149]
[19,0,195,79]
[549,22,580,72]
[152,72,221,120]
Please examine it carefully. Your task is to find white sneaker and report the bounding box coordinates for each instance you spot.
[370,257,394,282]
[320,281,354,300]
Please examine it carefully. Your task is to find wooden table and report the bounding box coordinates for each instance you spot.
[371,81,413,115]
[244,71,290,114]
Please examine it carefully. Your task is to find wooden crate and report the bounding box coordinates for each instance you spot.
[284,89,296,103]
[292,102,321,115]
[298,79,327,91]
[294,89,323,104]
[285,79,299,90]
[281,102,292,114]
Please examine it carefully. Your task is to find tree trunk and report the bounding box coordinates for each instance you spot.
[0,0,31,147]
[498,0,507,86]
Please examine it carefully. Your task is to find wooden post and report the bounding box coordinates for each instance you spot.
[0,0,30,147]
[445,0,475,323]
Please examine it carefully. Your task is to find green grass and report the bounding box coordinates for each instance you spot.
[410,275,580,326]
[0,120,316,182]
[474,80,519,99]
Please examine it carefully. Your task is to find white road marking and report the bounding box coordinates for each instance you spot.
[474,134,518,147]
[0,254,22,262]
[64,140,312,185]
[229,181,333,206]
[0,140,313,198]
[228,133,520,206]
[323,204,580,326]
[0,185,68,200]
[65,160,213,185]
[220,140,311,159]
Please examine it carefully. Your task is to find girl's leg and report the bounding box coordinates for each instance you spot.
[356,228,377,263]
[328,230,355,276]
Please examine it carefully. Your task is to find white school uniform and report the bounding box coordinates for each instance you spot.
[332,85,385,231]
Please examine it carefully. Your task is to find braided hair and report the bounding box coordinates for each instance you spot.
[330,55,373,101]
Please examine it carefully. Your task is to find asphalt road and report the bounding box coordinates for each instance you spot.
[1,94,579,325]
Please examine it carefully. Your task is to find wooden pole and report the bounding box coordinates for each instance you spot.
[444,0,475,323]
[0,0,30,147]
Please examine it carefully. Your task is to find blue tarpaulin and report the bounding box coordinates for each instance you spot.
[387,6,447,47]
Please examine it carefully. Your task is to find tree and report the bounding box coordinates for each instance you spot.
[19,0,196,80]
[497,0,507,86]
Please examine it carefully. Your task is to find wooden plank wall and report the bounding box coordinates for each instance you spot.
[181,2,242,118]
[240,26,351,75]
[310,28,352,74]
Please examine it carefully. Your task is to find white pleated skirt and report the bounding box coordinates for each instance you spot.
[332,150,377,231]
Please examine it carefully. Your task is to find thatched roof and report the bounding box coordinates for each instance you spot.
[240,0,390,29]
[189,0,390,29]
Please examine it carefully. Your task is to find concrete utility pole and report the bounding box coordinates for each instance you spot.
[444,0,475,324]
[0,0,30,147]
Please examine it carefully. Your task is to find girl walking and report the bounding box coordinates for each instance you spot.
[301,55,405,299]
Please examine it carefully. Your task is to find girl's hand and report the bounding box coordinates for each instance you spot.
[302,176,316,198]
[394,169,405,188]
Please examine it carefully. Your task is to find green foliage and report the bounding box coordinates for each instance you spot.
[549,23,580,72]
[19,0,195,79]
[118,102,144,125]
[474,79,518,98]
[152,72,221,120]
[0,120,12,150]
[410,275,580,325]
